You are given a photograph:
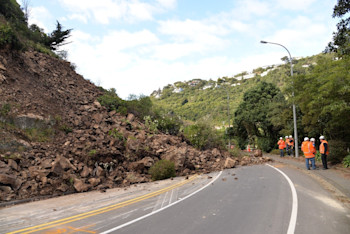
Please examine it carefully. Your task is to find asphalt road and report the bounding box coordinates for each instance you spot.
[2,164,350,234]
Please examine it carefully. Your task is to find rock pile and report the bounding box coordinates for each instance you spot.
[0,49,272,203]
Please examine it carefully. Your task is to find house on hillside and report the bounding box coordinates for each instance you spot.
[242,73,255,79]
[188,80,201,87]
[173,88,184,93]
[203,84,214,90]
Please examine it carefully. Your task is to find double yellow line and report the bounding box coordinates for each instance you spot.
[8,175,198,234]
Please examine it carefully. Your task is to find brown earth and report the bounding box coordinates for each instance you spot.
[0,49,272,203]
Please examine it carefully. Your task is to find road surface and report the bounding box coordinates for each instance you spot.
[2,163,350,234]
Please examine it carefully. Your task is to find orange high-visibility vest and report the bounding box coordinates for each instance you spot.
[285,138,290,145]
[302,141,316,158]
[278,140,286,149]
[288,138,294,146]
[319,140,329,155]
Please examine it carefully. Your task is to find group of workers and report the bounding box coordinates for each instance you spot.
[277,135,294,157]
[278,135,329,170]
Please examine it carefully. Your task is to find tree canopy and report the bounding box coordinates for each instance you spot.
[326,0,350,56]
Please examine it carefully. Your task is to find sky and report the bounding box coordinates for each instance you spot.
[19,0,338,99]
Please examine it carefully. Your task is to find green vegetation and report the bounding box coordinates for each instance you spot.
[342,155,350,168]
[149,160,176,181]
[88,149,97,157]
[234,82,282,151]
[0,103,11,116]
[0,0,71,53]
[24,127,55,142]
[326,0,350,56]
[108,128,124,141]
[59,124,72,134]
[183,120,224,150]
[152,51,349,162]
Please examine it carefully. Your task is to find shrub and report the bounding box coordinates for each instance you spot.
[0,103,11,116]
[328,140,348,164]
[183,122,224,150]
[144,115,158,133]
[270,149,280,155]
[97,89,125,112]
[60,124,72,134]
[257,137,274,152]
[315,150,321,162]
[156,114,182,135]
[0,23,23,50]
[24,127,55,142]
[343,155,350,168]
[108,128,124,141]
[149,160,176,181]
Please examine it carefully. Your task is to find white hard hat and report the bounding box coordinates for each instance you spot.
[319,135,325,140]
[280,137,282,139]
[289,135,292,138]
[285,136,289,138]
[310,138,315,142]
[304,137,309,141]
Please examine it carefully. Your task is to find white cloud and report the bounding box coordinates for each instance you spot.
[68,14,88,23]
[156,0,177,9]
[274,0,317,10]
[231,0,271,20]
[28,6,52,31]
[153,19,231,60]
[58,0,176,24]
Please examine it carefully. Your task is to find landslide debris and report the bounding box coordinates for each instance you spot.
[0,49,271,203]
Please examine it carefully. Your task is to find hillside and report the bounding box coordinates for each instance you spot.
[151,53,332,125]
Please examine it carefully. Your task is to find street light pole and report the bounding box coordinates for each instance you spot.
[260,40,299,158]
[226,88,231,149]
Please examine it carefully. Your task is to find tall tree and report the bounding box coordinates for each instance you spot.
[325,0,350,56]
[293,56,350,141]
[234,82,283,151]
[46,21,72,51]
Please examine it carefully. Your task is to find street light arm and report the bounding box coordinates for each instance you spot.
[260,41,292,61]
[260,40,299,158]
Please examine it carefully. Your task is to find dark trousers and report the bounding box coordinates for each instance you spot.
[280,149,284,157]
[321,154,328,169]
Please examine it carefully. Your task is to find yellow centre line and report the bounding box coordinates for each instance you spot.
[8,175,198,234]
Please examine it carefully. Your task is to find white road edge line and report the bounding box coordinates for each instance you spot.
[100,171,223,234]
[266,164,298,234]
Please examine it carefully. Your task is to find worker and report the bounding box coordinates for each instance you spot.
[278,137,286,157]
[288,135,294,156]
[319,136,329,170]
[285,136,290,156]
[310,138,315,147]
[301,137,316,170]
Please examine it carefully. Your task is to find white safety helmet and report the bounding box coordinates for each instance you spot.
[310,138,315,142]
[280,137,283,140]
[319,135,325,140]
[289,135,292,138]
[304,137,309,141]
[285,136,289,138]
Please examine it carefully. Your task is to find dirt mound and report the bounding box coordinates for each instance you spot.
[0,49,272,203]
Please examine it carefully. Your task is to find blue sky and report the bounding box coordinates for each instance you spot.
[19,0,338,99]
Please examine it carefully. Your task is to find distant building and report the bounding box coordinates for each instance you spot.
[203,84,213,90]
[189,80,201,86]
[173,88,184,93]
